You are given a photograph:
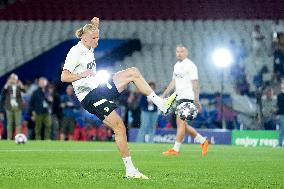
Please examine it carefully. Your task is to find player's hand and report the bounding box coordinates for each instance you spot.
[91,17,99,28]
[194,101,202,112]
[79,70,95,78]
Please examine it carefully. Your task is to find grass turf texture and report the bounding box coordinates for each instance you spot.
[0,141,283,189]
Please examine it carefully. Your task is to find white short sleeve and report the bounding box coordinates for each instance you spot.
[188,64,198,80]
[63,48,80,72]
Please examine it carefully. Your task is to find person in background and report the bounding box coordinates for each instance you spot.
[273,33,284,80]
[60,85,80,140]
[136,81,158,143]
[29,77,51,140]
[162,45,209,157]
[262,88,277,130]
[251,25,266,56]
[1,73,25,139]
[0,99,5,139]
[126,89,141,129]
[272,20,284,42]
[22,79,38,139]
[277,82,284,147]
[47,83,62,140]
[240,38,249,61]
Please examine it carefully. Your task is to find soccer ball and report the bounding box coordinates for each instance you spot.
[15,133,27,144]
[177,102,198,121]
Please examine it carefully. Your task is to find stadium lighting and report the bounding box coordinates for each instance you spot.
[212,48,233,130]
[212,48,233,68]
[96,70,110,84]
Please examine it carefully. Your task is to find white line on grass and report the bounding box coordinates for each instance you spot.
[0,149,203,152]
[0,149,160,152]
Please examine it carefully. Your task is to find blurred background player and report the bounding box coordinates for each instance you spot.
[251,25,266,56]
[162,45,209,157]
[61,17,176,179]
[29,77,52,140]
[60,85,80,140]
[1,73,25,140]
[277,82,284,147]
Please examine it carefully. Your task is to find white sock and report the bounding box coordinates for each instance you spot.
[122,156,136,171]
[195,133,206,144]
[147,91,166,112]
[173,141,182,152]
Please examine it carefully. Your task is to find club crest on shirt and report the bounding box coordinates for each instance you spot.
[87,60,96,70]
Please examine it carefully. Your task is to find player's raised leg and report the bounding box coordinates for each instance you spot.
[112,67,176,114]
[103,110,148,179]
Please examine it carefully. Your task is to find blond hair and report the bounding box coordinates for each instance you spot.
[75,24,99,39]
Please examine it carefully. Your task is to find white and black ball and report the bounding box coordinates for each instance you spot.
[15,133,27,144]
[177,102,198,121]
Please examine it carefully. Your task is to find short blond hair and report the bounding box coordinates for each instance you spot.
[176,44,189,55]
[75,24,99,39]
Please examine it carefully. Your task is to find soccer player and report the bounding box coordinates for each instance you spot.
[162,45,209,157]
[60,17,176,179]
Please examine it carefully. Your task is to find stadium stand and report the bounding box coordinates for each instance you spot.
[1,0,283,93]
[0,0,284,20]
[0,0,283,134]
[0,19,281,93]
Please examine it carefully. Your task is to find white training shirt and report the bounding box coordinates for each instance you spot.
[173,58,198,100]
[63,42,100,102]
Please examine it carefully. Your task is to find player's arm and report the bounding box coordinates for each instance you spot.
[61,69,93,83]
[61,47,94,83]
[162,80,175,98]
[192,79,202,112]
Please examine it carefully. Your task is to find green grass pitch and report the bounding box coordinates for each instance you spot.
[0,141,283,189]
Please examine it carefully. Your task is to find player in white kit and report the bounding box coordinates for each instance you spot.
[162,45,209,157]
[61,17,176,179]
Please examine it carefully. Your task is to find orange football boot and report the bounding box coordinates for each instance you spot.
[162,148,180,156]
[201,139,209,157]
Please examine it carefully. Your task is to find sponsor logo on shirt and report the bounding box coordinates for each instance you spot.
[174,73,183,78]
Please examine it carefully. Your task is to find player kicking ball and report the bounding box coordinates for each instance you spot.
[61,17,176,179]
[161,45,209,157]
